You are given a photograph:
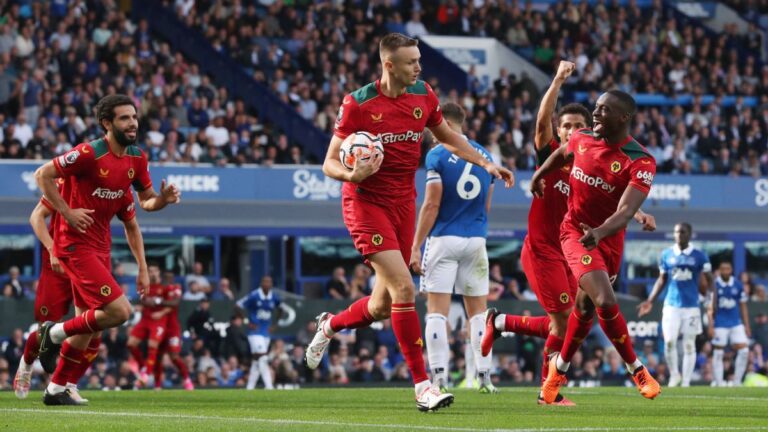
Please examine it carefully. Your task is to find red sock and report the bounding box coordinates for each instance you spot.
[560,309,594,363]
[172,356,189,380]
[390,303,429,384]
[329,296,374,332]
[541,334,565,385]
[51,341,83,386]
[145,346,159,372]
[129,345,145,370]
[22,330,39,364]
[503,314,551,338]
[71,337,100,384]
[597,304,637,364]
[154,354,164,388]
[63,309,102,337]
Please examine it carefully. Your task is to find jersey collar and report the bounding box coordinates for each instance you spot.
[717,276,734,286]
[672,244,694,255]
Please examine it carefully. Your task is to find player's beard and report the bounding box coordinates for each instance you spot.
[113,126,138,147]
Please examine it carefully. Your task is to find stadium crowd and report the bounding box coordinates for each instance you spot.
[166,0,767,176]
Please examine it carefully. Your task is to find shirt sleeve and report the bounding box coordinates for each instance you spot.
[117,191,136,222]
[425,147,442,184]
[53,143,95,178]
[236,295,250,310]
[132,151,153,192]
[536,137,560,167]
[333,94,361,140]
[425,83,443,128]
[628,156,656,194]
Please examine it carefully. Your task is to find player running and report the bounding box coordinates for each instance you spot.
[305,33,514,412]
[532,90,661,403]
[236,276,284,390]
[708,261,751,386]
[34,94,180,405]
[409,102,497,394]
[481,62,655,405]
[638,222,713,387]
[14,177,143,404]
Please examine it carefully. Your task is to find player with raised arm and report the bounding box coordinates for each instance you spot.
[638,222,713,387]
[305,33,514,412]
[481,62,655,405]
[531,90,661,403]
[237,276,283,390]
[409,102,497,394]
[33,94,180,405]
[708,261,751,386]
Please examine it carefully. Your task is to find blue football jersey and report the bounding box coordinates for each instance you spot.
[659,245,712,308]
[236,287,281,336]
[714,276,747,328]
[424,140,493,238]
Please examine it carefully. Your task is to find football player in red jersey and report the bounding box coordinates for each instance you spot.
[127,264,168,385]
[152,271,193,390]
[14,177,142,404]
[33,94,180,405]
[531,89,662,403]
[305,33,514,412]
[481,62,656,405]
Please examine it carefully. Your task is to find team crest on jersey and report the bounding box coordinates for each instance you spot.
[100,285,112,296]
[581,254,592,265]
[128,168,135,179]
[610,161,621,173]
[413,107,423,119]
[371,113,383,122]
[58,149,80,168]
[559,293,570,304]
[40,306,48,316]
[99,168,110,178]
[372,234,383,246]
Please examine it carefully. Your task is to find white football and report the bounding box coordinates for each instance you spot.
[339,132,384,170]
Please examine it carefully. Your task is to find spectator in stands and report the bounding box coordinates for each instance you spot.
[326,266,350,299]
[185,261,212,296]
[1,266,24,298]
[211,277,236,301]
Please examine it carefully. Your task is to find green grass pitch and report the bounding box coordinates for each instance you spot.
[2,386,767,431]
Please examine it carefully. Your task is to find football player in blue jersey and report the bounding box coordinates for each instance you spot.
[708,261,751,386]
[638,222,713,387]
[410,102,497,393]
[236,275,283,390]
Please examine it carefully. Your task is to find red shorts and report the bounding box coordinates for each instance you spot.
[161,317,182,353]
[34,265,73,322]
[58,252,123,310]
[342,195,415,264]
[560,224,624,284]
[130,318,166,343]
[521,238,577,313]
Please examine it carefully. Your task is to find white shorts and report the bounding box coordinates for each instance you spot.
[248,335,271,355]
[712,325,749,347]
[662,306,703,341]
[419,236,488,296]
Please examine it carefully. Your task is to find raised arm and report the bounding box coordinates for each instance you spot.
[137,179,181,212]
[535,61,575,150]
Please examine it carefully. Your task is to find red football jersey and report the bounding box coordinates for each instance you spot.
[163,283,182,326]
[563,129,656,240]
[142,283,167,315]
[334,79,443,206]
[39,177,70,269]
[52,137,150,256]
[526,138,571,259]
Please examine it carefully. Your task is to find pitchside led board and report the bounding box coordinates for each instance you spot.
[1,161,767,210]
